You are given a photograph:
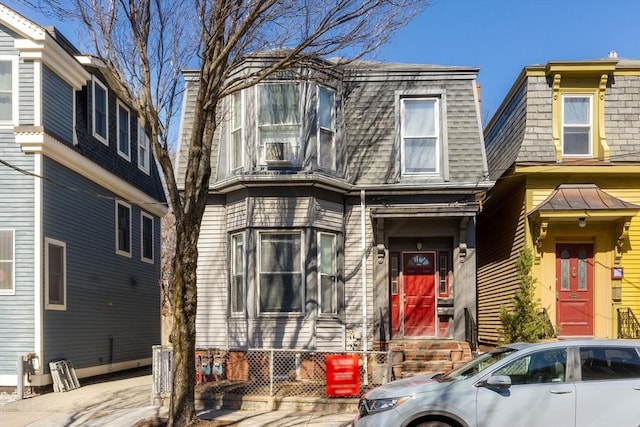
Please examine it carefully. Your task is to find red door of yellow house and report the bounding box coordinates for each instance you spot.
[556,244,594,336]
[402,252,436,337]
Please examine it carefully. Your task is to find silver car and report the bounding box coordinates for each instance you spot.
[353,339,640,427]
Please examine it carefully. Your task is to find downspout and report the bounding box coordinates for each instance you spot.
[360,190,368,386]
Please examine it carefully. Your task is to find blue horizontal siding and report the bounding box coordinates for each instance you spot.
[0,129,36,377]
[42,158,161,371]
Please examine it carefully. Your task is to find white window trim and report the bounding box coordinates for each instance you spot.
[117,101,131,161]
[257,230,305,316]
[0,229,15,295]
[230,232,245,316]
[0,55,19,128]
[140,211,154,263]
[317,85,336,171]
[92,77,109,145]
[115,200,132,257]
[137,119,151,175]
[400,96,440,176]
[561,94,593,158]
[318,232,337,315]
[45,237,66,311]
[230,91,244,171]
[256,82,303,165]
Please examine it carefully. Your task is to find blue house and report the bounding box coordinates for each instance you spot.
[0,5,166,388]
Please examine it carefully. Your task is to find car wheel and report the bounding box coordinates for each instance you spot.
[415,422,452,427]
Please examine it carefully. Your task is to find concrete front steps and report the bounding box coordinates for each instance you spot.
[388,339,473,379]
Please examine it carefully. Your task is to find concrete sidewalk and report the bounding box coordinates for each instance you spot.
[0,371,355,426]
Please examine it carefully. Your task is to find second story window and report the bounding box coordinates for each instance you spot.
[93,78,108,144]
[259,83,300,164]
[318,86,336,170]
[141,212,154,263]
[0,57,17,125]
[117,102,131,160]
[0,229,14,295]
[116,201,131,257]
[230,91,243,170]
[401,98,439,175]
[562,95,592,157]
[138,120,150,174]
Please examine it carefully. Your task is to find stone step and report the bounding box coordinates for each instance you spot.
[402,349,453,362]
[389,340,462,352]
[397,360,453,374]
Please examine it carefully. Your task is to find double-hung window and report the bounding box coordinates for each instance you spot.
[401,98,439,174]
[258,83,301,164]
[318,232,337,314]
[137,120,150,174]
[230,91,243,170]
[116,201,132,256]
[45,238,66,310]
[259,232,302,313]
[0,57,17,125]
[230,233,245,314]
[141,212,154,263]
[0,229,14,295]
[318,86,336,170]
[117,102,131,160]
[93,78,108,144]
[562,95,592,157]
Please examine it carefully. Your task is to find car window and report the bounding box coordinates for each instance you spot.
[438,347,517,382]
[580,346,640,381]
[493,348,567,385]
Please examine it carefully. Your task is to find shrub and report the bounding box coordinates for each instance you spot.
[499,248,554,344]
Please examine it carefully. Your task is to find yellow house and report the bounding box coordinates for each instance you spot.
[477,56,640,345]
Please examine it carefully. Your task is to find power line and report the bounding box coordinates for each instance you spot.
[0,156,168,208]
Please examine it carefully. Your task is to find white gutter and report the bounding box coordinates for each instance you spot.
[360,190,368,386]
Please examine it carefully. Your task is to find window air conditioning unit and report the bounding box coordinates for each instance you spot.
[265,141,290,163]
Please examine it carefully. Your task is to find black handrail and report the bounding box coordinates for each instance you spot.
[617,308,640,339]
[464,307,478,352]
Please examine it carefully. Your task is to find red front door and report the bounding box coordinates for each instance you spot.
[556,244,594,336]
[402,252,436,337]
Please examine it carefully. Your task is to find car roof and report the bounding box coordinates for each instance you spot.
[501,339,640,352]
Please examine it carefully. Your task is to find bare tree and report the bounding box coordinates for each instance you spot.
[23,0,427,424]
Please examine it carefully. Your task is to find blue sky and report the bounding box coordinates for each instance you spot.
[376,0,640,122]
[8,0,640,123]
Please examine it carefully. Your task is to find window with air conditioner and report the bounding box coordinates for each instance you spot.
[258,83,300,164]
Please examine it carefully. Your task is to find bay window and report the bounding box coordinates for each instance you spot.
[258,83,301,164]
[231,233,245,314]
[259,232,302,313]
[0,57,17,125]
[318,86,336,170]
[319,232,337,314]
[230,91,243,170]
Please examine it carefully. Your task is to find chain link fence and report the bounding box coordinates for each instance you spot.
[192,348,391,398]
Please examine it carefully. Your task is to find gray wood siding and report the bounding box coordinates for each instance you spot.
[316,320,345,351]
[312,198,343,232]
[0,129,36,378]
[42,159,161,370]
[485,80,527,181]
[0,24,18,53]
[250,318,313,348]
[195,204,229,348]
[18,61,34,125]
[175,75,198,190]
[606,74,640,161]
[343,203,375,344]
[226,199,247,233]
[249,197,312,227]
[43,65,74,143]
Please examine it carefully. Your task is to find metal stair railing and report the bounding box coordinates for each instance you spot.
[617,308,640,339]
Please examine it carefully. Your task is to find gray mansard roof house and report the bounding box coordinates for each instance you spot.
[175,52,492,356]
[0,4,166,388]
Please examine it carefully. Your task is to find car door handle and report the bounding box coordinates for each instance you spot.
[550,389,573,394]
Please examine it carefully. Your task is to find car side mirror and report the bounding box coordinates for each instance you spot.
[480,375,512,389]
